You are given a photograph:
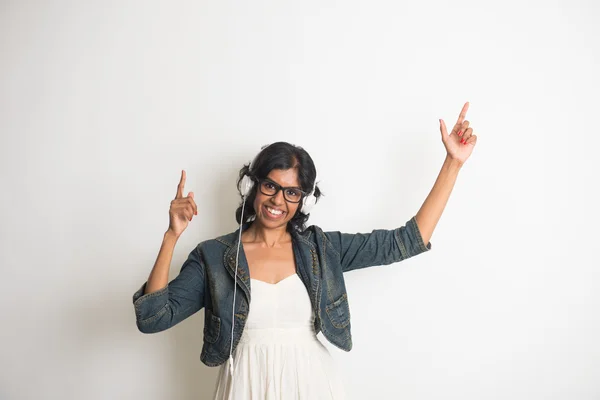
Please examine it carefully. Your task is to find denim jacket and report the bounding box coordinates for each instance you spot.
[132,216,431,367]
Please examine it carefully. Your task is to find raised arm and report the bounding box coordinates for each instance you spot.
[324,102,477,273]
[132,170,204,333]
[415,102,477,244]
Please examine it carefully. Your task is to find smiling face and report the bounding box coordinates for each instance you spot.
[253,168,302,230]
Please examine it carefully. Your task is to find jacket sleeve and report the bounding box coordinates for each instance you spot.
[323,216,431,273]
[132,246,206,333]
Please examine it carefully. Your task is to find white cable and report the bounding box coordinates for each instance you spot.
[229,195,246,386]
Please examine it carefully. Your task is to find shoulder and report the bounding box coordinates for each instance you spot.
[293,225,342,258]
[193,230,238,255]
[293,224,329,244]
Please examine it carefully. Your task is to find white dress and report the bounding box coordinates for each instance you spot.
[213,273,346,399]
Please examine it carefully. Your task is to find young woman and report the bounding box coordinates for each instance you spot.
[133,102,477,399]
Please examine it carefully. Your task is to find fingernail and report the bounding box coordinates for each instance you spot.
[458,131,462,136]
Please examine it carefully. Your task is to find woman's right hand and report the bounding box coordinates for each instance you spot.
[168,170,198,237]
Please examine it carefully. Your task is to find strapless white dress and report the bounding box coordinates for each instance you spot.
[213,273,346,399]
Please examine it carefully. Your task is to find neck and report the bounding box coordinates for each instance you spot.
[243,222,290,248]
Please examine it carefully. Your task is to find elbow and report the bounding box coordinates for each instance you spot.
[136,321,164,334]
[135,305,170,334]
[136,317,169,334]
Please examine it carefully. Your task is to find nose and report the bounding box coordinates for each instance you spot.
[270,189,285,206]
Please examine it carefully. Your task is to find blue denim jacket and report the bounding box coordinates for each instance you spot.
[133,216,431,367]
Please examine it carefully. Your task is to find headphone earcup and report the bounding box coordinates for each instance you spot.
[301,194,316,214]
[240,175,254,197]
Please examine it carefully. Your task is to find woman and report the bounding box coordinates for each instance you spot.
[132,102,477,399]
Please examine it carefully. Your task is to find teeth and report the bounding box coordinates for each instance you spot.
[267,206,283,215]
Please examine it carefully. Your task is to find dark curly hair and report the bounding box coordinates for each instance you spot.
[235,142,322,233]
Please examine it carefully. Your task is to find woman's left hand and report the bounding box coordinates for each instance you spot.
[440,102,477,165]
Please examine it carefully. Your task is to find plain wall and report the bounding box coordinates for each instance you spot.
[1,0,599,399]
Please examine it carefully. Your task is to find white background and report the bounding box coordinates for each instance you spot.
[1,0,599,399]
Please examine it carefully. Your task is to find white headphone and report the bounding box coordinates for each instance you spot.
[228,151,319,381]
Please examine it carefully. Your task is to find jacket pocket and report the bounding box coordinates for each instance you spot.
[203,308,221,343]
[325,293,350,329]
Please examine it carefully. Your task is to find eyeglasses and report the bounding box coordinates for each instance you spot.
[257,178,307,203]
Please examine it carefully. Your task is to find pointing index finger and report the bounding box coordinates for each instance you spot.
[456,102,469,125]
[176,170,186,199]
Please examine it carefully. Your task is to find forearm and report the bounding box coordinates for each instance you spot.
[144,230,180,294]
[415,155,463,245]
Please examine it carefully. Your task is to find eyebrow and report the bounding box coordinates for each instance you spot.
[264,177,303,190]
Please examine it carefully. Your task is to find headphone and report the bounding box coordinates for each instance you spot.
[228,149,319,381]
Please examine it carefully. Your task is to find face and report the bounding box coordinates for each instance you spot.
[253,168,302,230]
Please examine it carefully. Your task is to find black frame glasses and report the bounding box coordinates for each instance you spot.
[257,178,307,203]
